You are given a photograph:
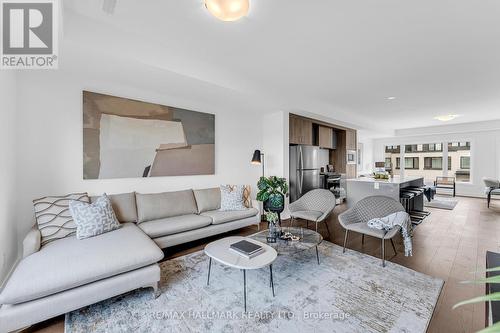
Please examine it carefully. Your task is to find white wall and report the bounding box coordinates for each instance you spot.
[262,111,291,218]
[262,111,289,178]
[497,136,500,178]
[0,72,18,285]
[358,131,374,175]
[372,121,500,197]
[14,69,265,239]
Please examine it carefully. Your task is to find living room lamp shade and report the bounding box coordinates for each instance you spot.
[204,0,250,22]
[251,150,261,165]
[252,150,265,177]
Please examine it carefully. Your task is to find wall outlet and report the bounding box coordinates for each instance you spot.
[374,182,380,190]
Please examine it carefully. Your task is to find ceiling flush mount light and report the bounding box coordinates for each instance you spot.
[386,96,396,100]
[434,114,460,122]
[205,0,249,21]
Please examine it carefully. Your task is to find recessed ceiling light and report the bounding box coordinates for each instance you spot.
[434,114,460,122]
[386,96,396,100]
[205,0,249,22]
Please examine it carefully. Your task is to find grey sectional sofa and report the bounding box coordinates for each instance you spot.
[0,188,260,333]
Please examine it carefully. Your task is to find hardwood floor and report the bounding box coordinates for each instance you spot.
[26,196,500,333]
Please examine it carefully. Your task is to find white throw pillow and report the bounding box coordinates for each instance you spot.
[219,185,247,211]
[69,194,121,240]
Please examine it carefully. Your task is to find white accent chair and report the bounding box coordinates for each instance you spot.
[338,196,405,267]
[289,189,336,238]
[483,177,500,208]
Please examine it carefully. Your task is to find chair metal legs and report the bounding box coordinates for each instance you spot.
[291,218,331,240]
[390,239,397,254]
[343,230,349,253]
[324,222,332,239]
[343,231,392,267]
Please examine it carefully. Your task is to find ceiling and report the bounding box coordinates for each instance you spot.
[63,0,500,135]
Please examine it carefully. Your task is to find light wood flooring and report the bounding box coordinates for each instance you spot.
[25,196,500,333]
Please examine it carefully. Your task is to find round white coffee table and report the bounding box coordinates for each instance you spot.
[204,236,278,312]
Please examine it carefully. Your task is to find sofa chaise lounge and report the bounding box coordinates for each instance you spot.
[0,187,260,333]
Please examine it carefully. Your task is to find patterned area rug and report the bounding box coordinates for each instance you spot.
[65,241,443,333]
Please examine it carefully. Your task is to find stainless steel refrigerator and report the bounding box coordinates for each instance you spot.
[289,145,322,203]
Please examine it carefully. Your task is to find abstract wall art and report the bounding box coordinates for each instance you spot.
[83,91,215,179]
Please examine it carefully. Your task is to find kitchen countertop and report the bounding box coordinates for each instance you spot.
[346,176,424,185]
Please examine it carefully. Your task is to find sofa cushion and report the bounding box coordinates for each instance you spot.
[0,223,163,305]
[33,193,90,246]
[201,208,259,225]
[136,190,197,223]
[91,192,138,223]
[193,188,221,213]
[138,214,212,238]
[70,194,121,240]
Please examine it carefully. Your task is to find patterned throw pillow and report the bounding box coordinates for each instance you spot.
[69,194,121,240]
[242,185,252,208]
[220,185,247,211]
[33,193,90,246]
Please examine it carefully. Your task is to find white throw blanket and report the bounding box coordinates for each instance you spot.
[367,211,413,256]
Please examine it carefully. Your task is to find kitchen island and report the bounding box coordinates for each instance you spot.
[346,176,424,209]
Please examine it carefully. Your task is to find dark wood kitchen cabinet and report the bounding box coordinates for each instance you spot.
[346,129,357,150]
[289,115,313,145]
[318,126,333,149]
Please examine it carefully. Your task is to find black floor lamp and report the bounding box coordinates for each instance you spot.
[251,150,265,178]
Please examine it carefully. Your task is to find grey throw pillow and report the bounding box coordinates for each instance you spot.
[220,185,247,211]
[69,194,121,240]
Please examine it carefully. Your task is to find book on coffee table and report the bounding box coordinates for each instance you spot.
[229,240,264,259]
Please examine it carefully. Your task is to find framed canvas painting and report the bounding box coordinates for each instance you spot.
[83,91,215,179]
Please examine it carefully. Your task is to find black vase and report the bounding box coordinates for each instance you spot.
[264,193,284,214]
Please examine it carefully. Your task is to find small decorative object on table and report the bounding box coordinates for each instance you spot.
[373,171,390,180]
[265,211,280,243]
[280,231,301,242]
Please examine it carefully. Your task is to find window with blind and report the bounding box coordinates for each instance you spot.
[385,141,471,183]
[385,157,392,169]
[460,156,470,169]
[395,157,419,169]
[424,157,451,170]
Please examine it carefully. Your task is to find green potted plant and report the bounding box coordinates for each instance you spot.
[256,176,288,212]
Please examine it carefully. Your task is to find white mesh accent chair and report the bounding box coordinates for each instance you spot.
[289,189,336,238]
[338,196,405,267]
[483,177,500,208]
